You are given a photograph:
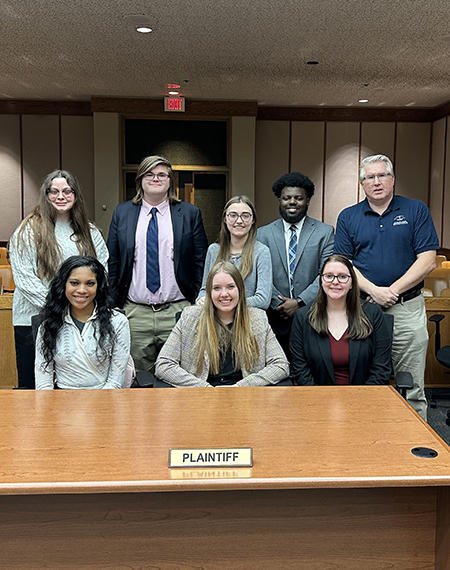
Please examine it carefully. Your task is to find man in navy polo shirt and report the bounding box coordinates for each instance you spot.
[334,154,438,420]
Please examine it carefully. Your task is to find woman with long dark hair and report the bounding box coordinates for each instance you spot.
[290,254,391,385]
[9,170,108,388]
[156,261,288,387]
[196,196,272,309]
[35,256,130,390]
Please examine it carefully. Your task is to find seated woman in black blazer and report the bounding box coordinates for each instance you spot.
[290,254,391,386]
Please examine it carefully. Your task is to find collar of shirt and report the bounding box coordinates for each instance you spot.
[64,304,98,325]
[282,216,306,237]
[362,195,400,216]
[141,198,169,216]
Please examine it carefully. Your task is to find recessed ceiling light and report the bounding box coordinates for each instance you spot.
[168,91,179,95]
[358,99,369,103]
[168,84,181,89]
[123,14,154,33]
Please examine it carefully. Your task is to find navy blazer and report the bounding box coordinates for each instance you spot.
[289,303,391,385]
[107,199,208,308]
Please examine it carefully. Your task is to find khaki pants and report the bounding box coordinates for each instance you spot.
[124,299,190,374]
[385,294,428,421]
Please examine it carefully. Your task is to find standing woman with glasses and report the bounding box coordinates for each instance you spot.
[9,170,108,388]
[289,254,391,386]
[196,196,272,309]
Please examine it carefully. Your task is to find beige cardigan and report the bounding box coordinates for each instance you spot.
[155,306,289,387]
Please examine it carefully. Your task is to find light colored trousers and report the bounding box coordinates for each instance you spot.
[385,294,428,421]
[124,299,190,374]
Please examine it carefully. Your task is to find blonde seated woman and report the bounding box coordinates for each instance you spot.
[155,261,289,387]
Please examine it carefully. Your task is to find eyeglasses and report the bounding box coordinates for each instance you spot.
[47,188,75,198]
[226,212,253,223]
[363,173,391,183]
[143,172,170,181]
[322,273,351,284]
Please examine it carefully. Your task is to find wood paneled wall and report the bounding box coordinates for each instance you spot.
[0,115,94,242]
[2,99,450,251]
[255,120,441,246]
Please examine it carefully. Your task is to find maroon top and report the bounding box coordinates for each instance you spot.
[328,330,350,385]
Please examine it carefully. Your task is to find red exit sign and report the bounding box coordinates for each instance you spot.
[164,97,185,112]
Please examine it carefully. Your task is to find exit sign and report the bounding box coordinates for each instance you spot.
[164,97,185,112]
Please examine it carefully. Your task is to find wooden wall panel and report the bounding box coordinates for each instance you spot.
[394,123,431,203]
[0,115,21,241]
[323,123,360,228]
[360,123,396,160]
[21,115,59,217]
[290,122,325,221]
[230,116,255,201]
[94,112,121,237]
[429,118,446,243]
[61,116,95,220]
[443,123,450,249]
[360,123,395,201]
[255,121,289,227]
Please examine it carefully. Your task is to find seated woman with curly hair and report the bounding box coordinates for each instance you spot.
[156,261,289,387]
[35,255,130,389]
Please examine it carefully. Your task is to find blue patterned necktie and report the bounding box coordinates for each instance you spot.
[146,207,160,293]
[289,225,297,298]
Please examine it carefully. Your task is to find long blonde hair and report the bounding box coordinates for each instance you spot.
[195,261,259,375]
[215,196,257,280]
[15,170,97,281]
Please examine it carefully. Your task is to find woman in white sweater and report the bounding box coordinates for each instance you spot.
[9,170,108,388]
[35,256,130,390]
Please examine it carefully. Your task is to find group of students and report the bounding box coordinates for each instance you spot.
[8,165,392,390]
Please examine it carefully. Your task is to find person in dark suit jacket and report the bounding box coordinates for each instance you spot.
[289,254,391,386]
[257,171,334,356]
[107,155,207,375]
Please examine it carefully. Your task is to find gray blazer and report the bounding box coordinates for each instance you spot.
[257,216,334,333]
[155,306,289,387]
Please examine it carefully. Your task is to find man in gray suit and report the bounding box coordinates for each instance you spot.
[257,171,334,356]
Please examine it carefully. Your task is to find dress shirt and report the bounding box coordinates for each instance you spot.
[128,198,185,305]
[282,217,305,298]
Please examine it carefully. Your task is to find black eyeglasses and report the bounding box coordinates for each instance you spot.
[47,188,75,198]
[226,212,253,223]
[143,172,170,181]
[321,273,351,284]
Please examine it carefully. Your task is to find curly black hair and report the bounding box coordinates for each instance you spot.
[39,255,115,368]
[271,172,315,199]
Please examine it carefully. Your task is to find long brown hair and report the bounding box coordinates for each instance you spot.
[214,196,257,280]
[133,155,180,206]
[308,254,373,339]
[15,170,98,281]
[195,261,259,374]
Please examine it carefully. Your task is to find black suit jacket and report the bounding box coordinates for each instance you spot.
[107,199,208,308]
[289,303,391,385]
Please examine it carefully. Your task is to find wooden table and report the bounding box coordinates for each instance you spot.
[1,386,450,570]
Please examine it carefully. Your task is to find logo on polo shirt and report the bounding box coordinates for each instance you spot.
[393,215,408,226]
